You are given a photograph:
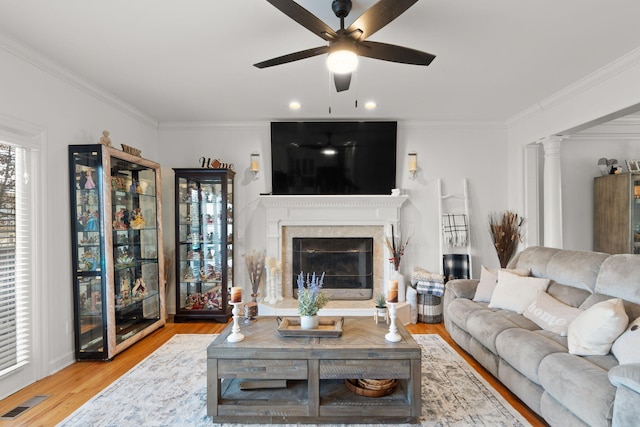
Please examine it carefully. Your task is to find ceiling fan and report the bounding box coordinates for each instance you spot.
[254,0,436,92]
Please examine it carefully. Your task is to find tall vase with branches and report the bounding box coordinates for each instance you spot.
[245,250,265,302]
[488,211,523,268]
[385,224,410,302]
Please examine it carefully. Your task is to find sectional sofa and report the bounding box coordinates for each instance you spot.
[443,246,640,426]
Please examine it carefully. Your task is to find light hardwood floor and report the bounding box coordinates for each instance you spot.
[0,320,548,427]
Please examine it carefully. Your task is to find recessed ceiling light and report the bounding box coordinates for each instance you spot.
[364,101,377,110]
[289,101,302,110]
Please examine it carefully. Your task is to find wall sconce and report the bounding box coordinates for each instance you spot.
[250,152,260,180]
[408,152,418,179]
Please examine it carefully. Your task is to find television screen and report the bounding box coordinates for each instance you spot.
[271,121,397,195]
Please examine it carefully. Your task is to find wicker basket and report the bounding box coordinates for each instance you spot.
[418,293,443,324]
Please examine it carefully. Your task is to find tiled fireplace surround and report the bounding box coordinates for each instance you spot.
[257,194,408,316]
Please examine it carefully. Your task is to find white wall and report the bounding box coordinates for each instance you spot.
[507,47,640,251]
[0,43,159,398]
[561,137,640,251]
[158,121,509,313]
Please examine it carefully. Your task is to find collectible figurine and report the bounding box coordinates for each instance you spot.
[84,170,96,189]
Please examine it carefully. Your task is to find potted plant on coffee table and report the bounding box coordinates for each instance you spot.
[297,271,328,329]
[374,293,388,324]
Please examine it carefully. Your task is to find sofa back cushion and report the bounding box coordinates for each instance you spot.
[510,247,608,294]
[595,254,640,305]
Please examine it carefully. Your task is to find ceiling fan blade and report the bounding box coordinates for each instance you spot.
[334,73,351,92]
[346,0,419,40]
[266,0,338,41]
[254,46,329,69]
[357,40,435,66]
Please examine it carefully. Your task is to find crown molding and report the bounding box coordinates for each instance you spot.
[158,121,268,130]
[506,47,640,126]
[0,32,158,128]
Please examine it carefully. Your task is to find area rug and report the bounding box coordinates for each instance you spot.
[57,334,532,427]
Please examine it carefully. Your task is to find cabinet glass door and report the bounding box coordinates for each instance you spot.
[177,176,226,313]
[226,175,234,292]
[633,176,640,254]
[71,149,105,356]
[110,157,161,343]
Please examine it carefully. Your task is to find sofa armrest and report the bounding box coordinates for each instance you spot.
[609,364,640,393]
[445,279,479,300]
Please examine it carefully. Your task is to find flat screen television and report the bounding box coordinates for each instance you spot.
[271,121,397,195]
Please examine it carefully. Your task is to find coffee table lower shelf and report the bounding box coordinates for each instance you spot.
[215,378,414,423]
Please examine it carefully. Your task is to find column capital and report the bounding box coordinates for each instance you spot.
[539,135,568,147]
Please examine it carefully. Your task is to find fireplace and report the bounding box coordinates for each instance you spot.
[292,237,373,300]
[259,194,408,315]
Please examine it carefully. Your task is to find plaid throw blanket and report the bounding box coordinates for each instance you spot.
[442,214,468,247]
[416,280,445,297]
[411,267,446,297]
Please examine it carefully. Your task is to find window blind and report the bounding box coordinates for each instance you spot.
[0,144,31,376]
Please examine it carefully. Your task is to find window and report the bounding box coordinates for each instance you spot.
[0,142,31,376]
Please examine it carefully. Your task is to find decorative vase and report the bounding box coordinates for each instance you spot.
[390,270,406,302]
[300,315,319,330]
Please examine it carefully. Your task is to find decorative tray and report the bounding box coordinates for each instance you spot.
[276,317,344,337]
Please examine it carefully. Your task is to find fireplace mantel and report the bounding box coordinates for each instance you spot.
[260,194,408,259]
[258,194,410,318]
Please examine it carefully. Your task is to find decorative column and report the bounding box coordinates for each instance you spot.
[541,136,565,249]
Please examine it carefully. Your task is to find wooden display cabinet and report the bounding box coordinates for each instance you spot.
[69,144,165,360]
[594,173,640,254]
[173,168,234,322]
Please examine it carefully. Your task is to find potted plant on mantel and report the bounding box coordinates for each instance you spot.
[297,271,328,330]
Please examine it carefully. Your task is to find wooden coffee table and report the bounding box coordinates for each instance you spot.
[206,316,421,424]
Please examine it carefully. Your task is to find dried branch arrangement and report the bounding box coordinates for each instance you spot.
[488,211,523,268]
[245,250,265,296]
[385,224,410,271]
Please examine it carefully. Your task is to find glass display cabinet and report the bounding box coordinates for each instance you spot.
[594,173,640,254]
[69,144,165,360]
[173,168,234,322]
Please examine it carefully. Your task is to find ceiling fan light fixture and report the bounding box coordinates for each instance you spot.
[326,49,358,74]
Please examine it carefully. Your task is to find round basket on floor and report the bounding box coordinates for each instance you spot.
[345,379,397,397]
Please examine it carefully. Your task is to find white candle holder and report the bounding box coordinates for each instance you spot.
[227,301,245,342]
[385,302,402,342]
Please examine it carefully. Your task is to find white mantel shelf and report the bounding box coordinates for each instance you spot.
[259,194,408,209]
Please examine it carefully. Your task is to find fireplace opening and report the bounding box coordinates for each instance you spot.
[292,237,373,300]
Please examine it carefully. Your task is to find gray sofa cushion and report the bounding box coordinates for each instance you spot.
[547,281,592,307]
[466,308,537,354]
[446,298,485,331]
[596,254,640,305]
[539,352,615,427]
[496,328,567,384]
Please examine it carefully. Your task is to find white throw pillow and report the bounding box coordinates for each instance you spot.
[523,290,582,336]
[568,298,629,356]
[612,316,640,364]
[488,270,550,314]
[473,266,531,302]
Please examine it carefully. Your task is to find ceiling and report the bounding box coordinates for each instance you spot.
[1,0,640,124]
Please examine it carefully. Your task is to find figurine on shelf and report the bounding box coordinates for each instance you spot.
[183,267,195,280]
[85,211,99,231]
[129,208,146,229]
[205,264,216,280]
[113,208,128,230]
[132,278,147,296]
[130,179,139,194]
[121,277,131,301]
[100,130,112,147]
[84,170,96,189]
